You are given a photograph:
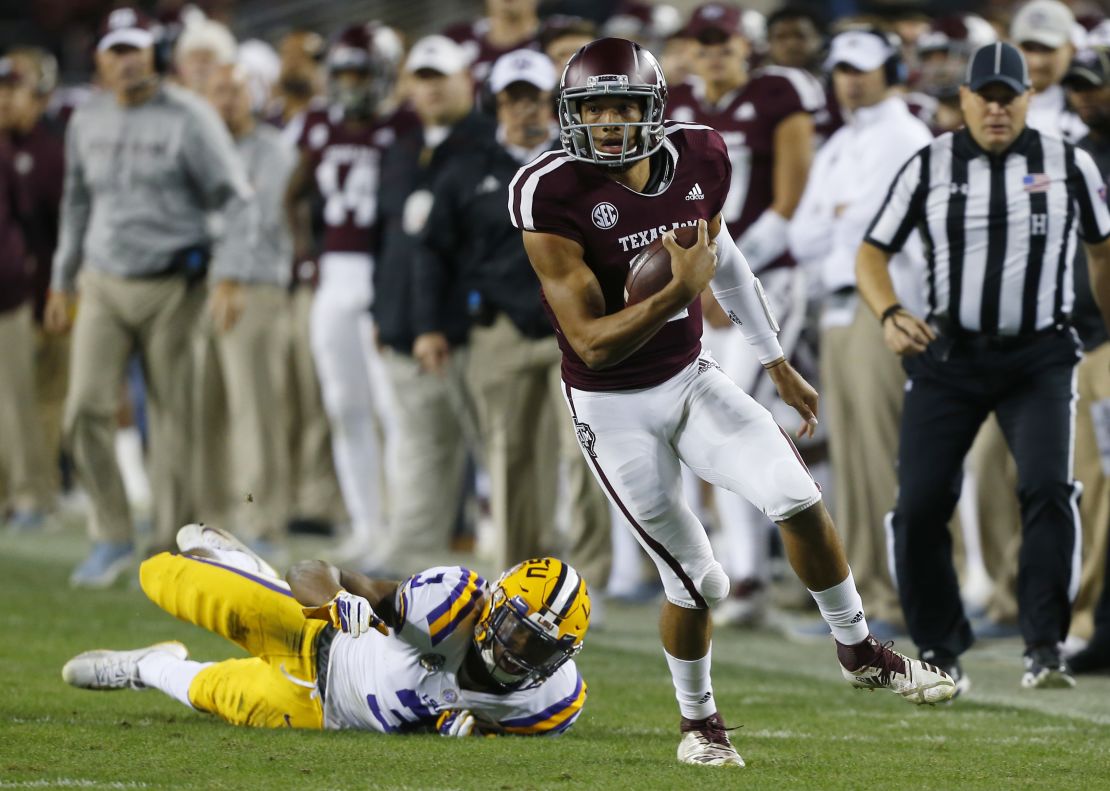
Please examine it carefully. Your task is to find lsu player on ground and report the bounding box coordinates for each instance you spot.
[508,37,956,767]
[62,526,589,736]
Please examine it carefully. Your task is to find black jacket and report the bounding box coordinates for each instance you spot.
[373,111,495,352]
[414,132,557,341]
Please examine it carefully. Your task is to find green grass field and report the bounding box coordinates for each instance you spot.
[2,526,1109,791]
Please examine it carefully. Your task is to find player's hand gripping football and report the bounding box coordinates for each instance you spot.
[663,219,718,302]
[302,590,388,638]
[436,709,478,737]
[765,358,820,439]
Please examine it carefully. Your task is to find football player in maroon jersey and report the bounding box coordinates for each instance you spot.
[510,37,956,767]
[283,24,419,564]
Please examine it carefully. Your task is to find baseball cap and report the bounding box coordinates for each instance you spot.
[1062,46,1110,89]
[98,6,157,52]
[825,30,893,72]
[682,3,744,43]
[405,35,470,76]
[1010,0,1075,50]
[966,41,1031,93]
[488,49,556,94]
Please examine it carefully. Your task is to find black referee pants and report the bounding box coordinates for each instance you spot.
[891,329,1082,659]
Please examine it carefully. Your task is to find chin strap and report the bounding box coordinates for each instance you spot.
[711,220,784,365]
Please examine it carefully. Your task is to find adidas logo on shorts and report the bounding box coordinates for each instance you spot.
[685,183,705,201]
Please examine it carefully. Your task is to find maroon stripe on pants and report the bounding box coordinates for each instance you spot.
[564,382,707,609]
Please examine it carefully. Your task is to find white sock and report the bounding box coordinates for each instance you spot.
[808,570,869,645]
[664,646,716,720]
[136,653,212,709]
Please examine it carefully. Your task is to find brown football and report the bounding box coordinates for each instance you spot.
[624,225,700,306]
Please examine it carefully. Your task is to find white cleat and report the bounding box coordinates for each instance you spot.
[176,523,280,579]
[677,713,746,767]
[841,637,957,705]
[62,641,189,691]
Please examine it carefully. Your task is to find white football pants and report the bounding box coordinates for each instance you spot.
[563,351,821,609]
[310,253,395,544]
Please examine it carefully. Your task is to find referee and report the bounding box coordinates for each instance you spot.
[855,42,1110,692]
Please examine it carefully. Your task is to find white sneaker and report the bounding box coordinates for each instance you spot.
[676,713,745,767]
[176,523,280,579]
[841,637,957,705]
[62,641,188,690]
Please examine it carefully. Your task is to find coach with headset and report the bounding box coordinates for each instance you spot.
[789,28,933,636]
[856,42,1110,692]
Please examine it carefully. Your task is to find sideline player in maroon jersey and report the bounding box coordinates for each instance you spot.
[667,3,825,626]
[284,24,419,563]
[509,38,956,767]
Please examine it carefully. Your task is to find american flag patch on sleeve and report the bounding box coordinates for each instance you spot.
[1023,173,1052,193]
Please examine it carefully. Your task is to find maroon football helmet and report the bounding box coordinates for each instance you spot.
[326,22,398,117]
[558,37,667,167]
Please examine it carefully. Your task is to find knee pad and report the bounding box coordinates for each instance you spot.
[696,562,731,608]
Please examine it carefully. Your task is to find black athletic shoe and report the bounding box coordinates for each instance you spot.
[1021,645,1076,689]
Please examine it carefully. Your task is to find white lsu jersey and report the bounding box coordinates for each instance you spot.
[322,566,587,735]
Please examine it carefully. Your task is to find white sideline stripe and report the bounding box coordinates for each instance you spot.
[0,782,151,789]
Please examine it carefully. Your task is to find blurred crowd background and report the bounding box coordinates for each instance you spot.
[1,0,1109,655]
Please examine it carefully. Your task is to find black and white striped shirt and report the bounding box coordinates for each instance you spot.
[865,127,1110,335]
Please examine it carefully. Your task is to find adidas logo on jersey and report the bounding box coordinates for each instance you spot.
[685,183,705,201]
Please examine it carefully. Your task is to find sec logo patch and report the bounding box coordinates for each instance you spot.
[591,202,619,229]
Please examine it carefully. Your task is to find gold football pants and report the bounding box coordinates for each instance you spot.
[139,552,326,728]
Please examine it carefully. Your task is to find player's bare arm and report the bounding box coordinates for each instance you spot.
[769,111,814,219]
[287,559,402,630]
[1086,236,1110,335]
[856,239,936,356]
[283,149,316,263]
[522,217,718,370]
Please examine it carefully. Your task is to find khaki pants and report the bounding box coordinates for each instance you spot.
[64,269,202,547]
[381,348,475,572]
[195,284,292,542]
[820,303,903,623]
[0,303,52,512]
[286,286,345,524]
[1070,341,1110,640]
[34,326,70,498]
[466,315,611,591]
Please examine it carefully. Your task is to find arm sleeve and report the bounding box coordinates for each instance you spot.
[863,146,929,253]
[710,221,784,364]
[787,144,833,265]
[413,167,464,336]
[50,119,91,292]
[1071,147,1110,243]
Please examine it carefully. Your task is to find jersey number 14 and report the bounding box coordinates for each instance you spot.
[317,152,380,229]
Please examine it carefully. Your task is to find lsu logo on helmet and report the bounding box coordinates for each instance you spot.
[475,557,590,689]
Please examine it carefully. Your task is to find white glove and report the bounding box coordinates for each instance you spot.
[328,590,386,638]
[436,709,477,737]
